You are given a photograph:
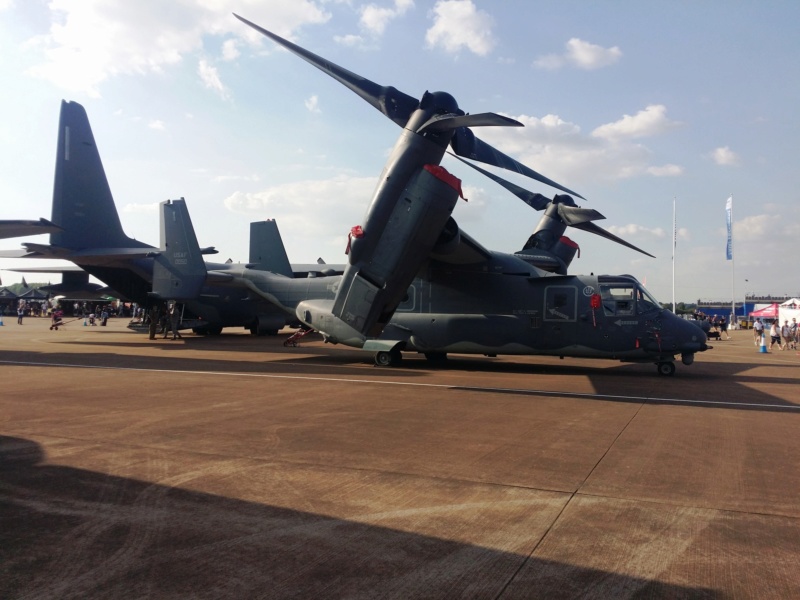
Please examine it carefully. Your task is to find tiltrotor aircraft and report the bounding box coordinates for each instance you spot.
[150,15,709,376]
[0,100,341,333]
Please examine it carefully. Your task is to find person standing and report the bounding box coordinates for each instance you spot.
[753,318,764,346]
[17,300,25,325]
[780,320,791,351]
[769,321,781,350]
[148,304,160,340]
[719,315,729,340]
[164,301,183,340]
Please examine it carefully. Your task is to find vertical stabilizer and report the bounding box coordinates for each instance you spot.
[51,100,148,250]
[248,220,292,276]
[152,199,207,300]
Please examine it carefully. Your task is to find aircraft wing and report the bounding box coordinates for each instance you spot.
[3,264,87,273]
[429,225,492,265]
[0,218,61,240]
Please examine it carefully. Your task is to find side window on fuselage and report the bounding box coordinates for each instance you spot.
[600,285,635,316]
[544,286,577,321]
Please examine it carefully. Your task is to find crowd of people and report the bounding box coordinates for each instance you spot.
[753,317,798,350]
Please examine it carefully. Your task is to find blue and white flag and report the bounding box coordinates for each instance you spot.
[725,196,733,260]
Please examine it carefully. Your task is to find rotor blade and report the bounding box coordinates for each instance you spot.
[450,128,585,199]
[419,112,522,134]
[556,205,605,226]
[234,14,419,127]
[450,154,550,210]
[571,221,655,258]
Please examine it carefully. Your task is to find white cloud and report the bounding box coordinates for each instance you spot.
[22,1,331,96]
[212,174,261,183]
[334,34,363,47]
[198,59,230,100]
[534,38,622,70]
[148,119,166,131]
[710,146,740,166]
[425,0,495,56]
[646,164,683,177]
[224,175,377,237]
[474,106,684,188]
[221,39,239,61]
[305,95,321,113]
[121,202,159,214]
[608,224,666,238]
[359,0,414,36]
[592,105,680,140]
[732,214,782,242]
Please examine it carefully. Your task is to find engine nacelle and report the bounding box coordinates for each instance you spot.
[332,164,461,337]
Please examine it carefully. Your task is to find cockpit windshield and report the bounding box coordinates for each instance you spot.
[598,276,661,316]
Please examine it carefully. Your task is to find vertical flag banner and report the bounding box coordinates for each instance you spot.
[725,196,733,260]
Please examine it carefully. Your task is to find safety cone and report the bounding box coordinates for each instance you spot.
[759,333,768,353]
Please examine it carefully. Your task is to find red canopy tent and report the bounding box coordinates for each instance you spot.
[750,303,779,318]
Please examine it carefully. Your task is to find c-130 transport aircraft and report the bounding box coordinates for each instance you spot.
[150,14,709,376]
[0,100,342,334]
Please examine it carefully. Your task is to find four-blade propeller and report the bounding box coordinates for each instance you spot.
[235,14,652,259]
[234,14,584,200]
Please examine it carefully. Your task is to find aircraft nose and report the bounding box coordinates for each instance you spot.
[675,314,708,353]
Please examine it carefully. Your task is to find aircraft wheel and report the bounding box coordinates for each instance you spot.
[657,361,676,376]
[374,350,402,367]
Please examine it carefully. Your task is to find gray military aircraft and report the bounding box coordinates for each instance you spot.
[149,15,709,376]
[0,100,342,333]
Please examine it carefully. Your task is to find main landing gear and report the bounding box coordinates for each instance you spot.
[656,361,676,376]
[374,349,402,367]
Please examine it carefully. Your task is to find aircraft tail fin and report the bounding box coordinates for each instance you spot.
[51,100,149,251]
[152,198,207,300]
[248,220,292,276]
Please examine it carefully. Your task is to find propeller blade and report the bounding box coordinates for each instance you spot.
[571,221,655,258]
[234,14,419,127]
[556,205,605,226]
[454,154,653,257]
[419,112,522,134]
[450,129,585,199]
[237,14,582,200]
[451,154,551,210]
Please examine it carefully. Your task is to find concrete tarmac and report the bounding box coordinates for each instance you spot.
[1,317,799,599]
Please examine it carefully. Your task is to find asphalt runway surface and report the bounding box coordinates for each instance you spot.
[2,317,799,599]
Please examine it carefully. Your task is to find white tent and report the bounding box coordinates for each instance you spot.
[778,298,800,325]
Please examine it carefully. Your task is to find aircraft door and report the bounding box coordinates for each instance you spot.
[543,285,577,350]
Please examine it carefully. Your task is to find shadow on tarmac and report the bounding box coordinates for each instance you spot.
[2,338,798,413]
[0,435,718,600]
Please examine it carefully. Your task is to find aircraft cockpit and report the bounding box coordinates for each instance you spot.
[598,275,661,317]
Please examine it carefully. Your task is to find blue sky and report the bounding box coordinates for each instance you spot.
[1,0,797,304]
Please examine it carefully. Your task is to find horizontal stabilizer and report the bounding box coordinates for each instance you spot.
[0,218,62,240]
